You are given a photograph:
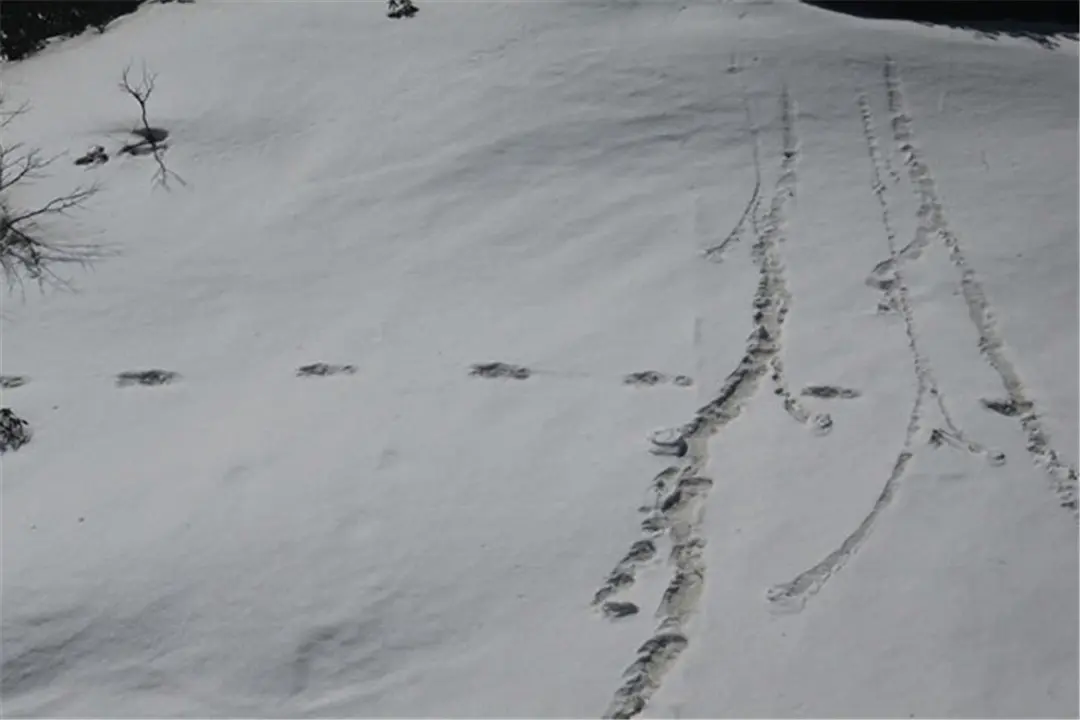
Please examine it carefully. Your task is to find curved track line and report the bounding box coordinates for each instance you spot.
[766,90,1004,614]
[702,96,762,263]
[600,87,801,719]
[885,58,1077,513]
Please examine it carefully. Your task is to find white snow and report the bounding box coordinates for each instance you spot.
[1,0,1076,717]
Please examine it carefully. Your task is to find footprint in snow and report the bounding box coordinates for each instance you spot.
[297,363,357,378]
[470,362,531,380]
[470,363,694,387]
[979,397,1024,417]
[602,601,640,619]
[623,371,694,388]
[800,384,861,400]
[116,369,180,387]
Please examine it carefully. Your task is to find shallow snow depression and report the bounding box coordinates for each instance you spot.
[1,0,1077,717]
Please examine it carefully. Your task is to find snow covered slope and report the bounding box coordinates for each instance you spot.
[2,0,1076,717]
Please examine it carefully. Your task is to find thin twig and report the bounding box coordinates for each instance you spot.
[119,64,185,189]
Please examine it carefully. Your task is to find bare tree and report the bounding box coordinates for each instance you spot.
[119,64,184,189]
[0,97,105,289]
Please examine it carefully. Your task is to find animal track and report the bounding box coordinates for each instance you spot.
[470,363,694,388]
[929,427,1006,466]
[801,384,861,400]
[702,95,762,264]
[0,375,28,390]
[606,632,689,719]
[648,428,690,458]
[116,369,180,387]
[469,362,532,380]
[766,80,1012,614]
[885,58,1077,513]
[770,357,832,435]
[296,363,357,378]
[593,540,658,606]
[741,96,830,437]
[623,371,693,388]
[980,397,1021,417]
[602,88,802,719]
[602,601,640,619]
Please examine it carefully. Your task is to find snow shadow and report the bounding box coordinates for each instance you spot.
[802,1,1078,48]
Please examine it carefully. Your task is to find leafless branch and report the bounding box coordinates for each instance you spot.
[0,98,68,193]
[0,99,30,128]
[4,185,99,226]
[0,96,107,290]
[119,63,185,189]
[119,64,155,131]
[1,195,107,290]
[1,145,39,192]
[0,143,61,193]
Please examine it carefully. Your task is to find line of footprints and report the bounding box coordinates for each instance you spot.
[0,362,698,390]
[6,365,1026,427]
[6,362,1019,425]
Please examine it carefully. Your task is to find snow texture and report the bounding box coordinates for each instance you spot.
[1,0,1076,717]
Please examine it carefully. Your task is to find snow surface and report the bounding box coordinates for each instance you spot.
[1,0,1077,717]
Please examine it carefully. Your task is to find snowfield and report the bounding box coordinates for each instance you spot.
[1,0,1076,717]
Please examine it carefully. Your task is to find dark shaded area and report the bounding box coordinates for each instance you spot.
[387,0,419,20]
[0,408,32,453]
[601,601,640,619]
[980,397,1022,417]
[802,1,1078,48]
[1,2,144,61]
